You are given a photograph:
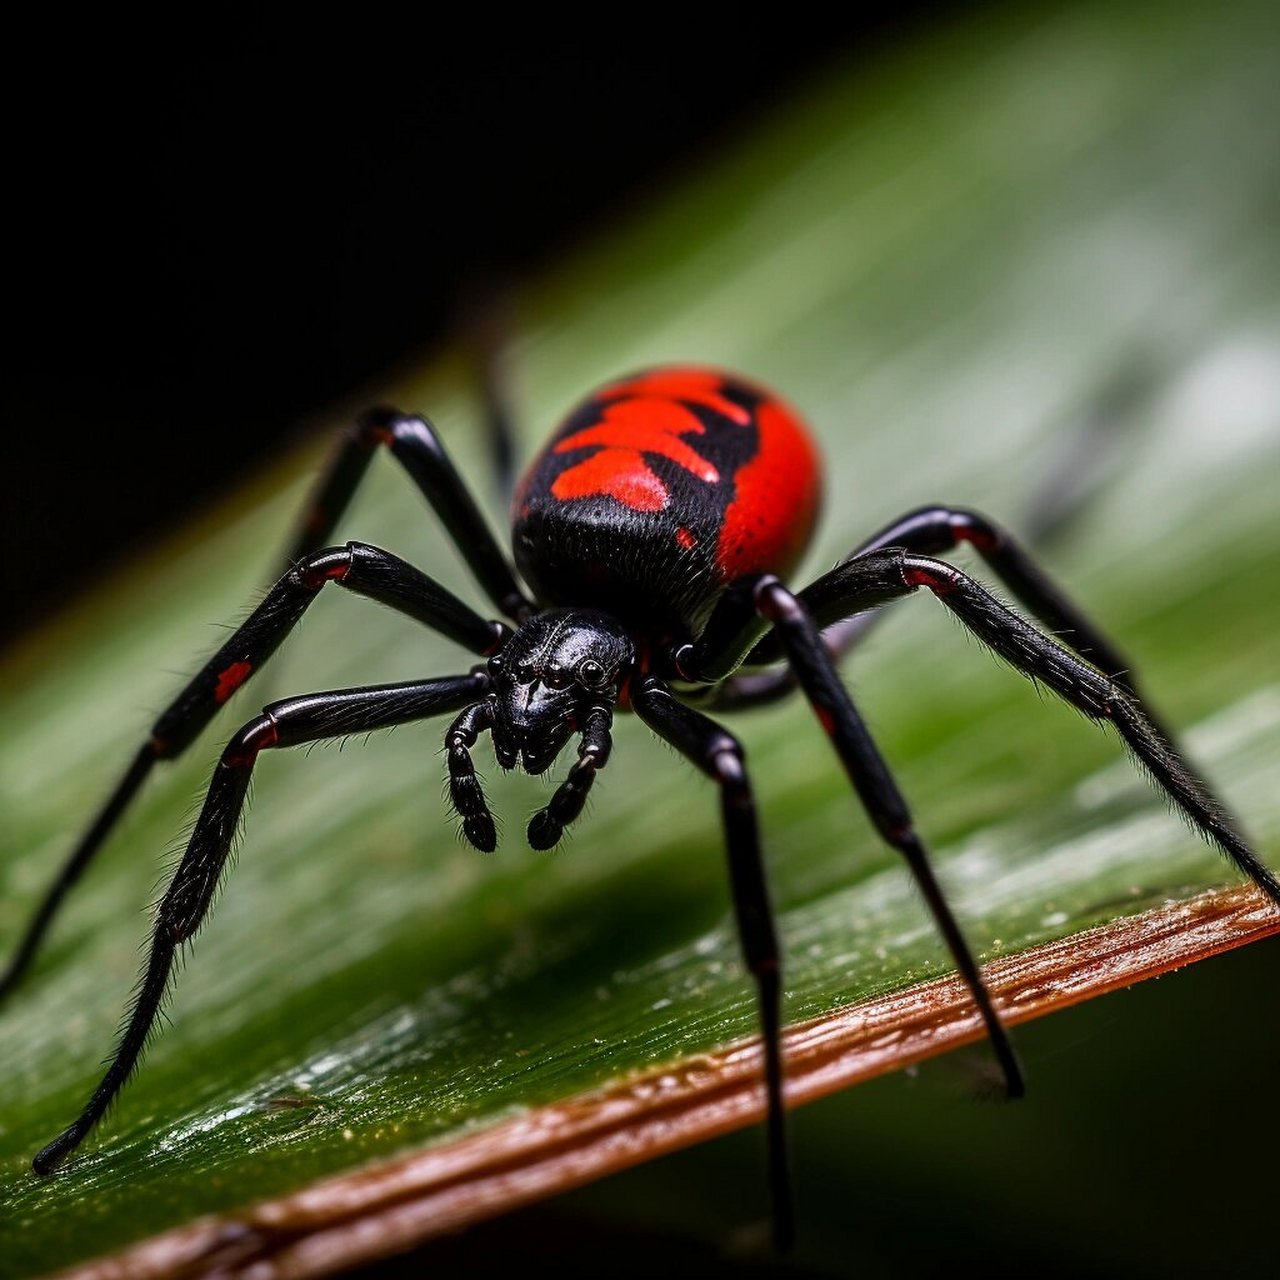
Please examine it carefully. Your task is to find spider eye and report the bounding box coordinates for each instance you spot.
[546,666,572,690]
[515,662,536,684]
[487,653,504,675]
[579,659,606,688]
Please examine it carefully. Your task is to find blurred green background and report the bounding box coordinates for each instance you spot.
[2,2,1278,1276]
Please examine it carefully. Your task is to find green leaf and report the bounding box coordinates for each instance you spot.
[2,1,1278,1273]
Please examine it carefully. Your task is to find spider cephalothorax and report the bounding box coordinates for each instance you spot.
[487,608,635,772]
[447,609,636,851]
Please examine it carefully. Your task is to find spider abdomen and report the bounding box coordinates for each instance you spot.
[512,366,822,636]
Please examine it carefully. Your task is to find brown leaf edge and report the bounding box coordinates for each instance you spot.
[51,884,1278,1280]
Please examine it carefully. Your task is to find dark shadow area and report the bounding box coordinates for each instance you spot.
[5,11,963,643]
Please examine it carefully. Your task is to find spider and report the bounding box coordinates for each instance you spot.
[4,365,1276,1249]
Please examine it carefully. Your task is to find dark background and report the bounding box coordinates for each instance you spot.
[4,13,954,643]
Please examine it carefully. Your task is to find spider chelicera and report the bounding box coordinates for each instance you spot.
[4,365,1276,1248]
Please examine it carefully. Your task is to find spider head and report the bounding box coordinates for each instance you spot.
[486,609,634,774]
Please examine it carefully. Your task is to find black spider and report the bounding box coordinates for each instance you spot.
[4,365,1276,1251]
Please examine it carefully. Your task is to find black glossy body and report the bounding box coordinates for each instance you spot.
[513,368,820,638]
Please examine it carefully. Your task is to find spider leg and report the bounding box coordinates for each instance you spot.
[0,745,157,1006]
[750,580,1027,1100]
[284,406,534,620]
[1,543,505,1005]
[447,702,498,851]
[882,552,1280,905]
[760,506,1153,697]
[631,678,793,1251]
[708,506,1167,724]
[31,672,487,1175]
[527,706,614,849]
[744,556,1278,907]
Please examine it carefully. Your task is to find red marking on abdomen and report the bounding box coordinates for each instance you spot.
[214,660,254,704]
[715,399,821,581]
[552,398,719,513]
[599,369,751,425]
[675,526,698,551]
